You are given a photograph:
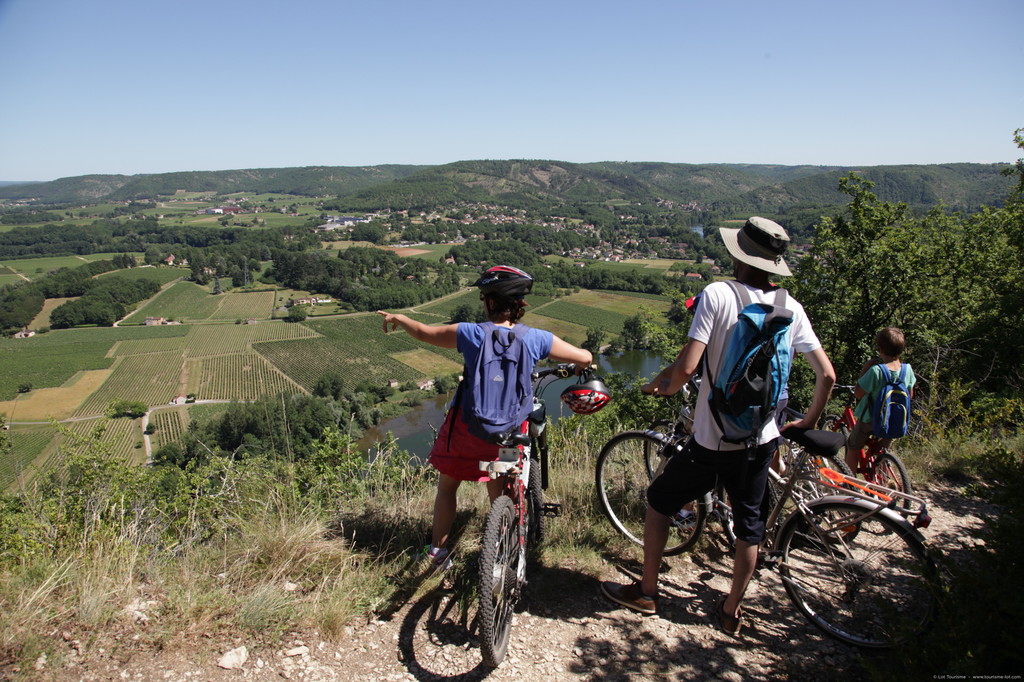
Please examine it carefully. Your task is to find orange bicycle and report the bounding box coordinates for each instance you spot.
[820,384,913,506]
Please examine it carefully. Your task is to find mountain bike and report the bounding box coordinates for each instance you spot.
[820,384,913,506]
[596,381,702,554]
[475,363,585,667]
[596,385,852,555]
[600,422,937,647]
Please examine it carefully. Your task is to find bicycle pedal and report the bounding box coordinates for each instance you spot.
[540,502,563,517]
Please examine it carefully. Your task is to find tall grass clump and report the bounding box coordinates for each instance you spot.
[0,418,436,669]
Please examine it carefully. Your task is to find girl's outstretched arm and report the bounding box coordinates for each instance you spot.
[377,311,458,348]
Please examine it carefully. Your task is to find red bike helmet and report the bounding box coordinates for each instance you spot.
[473,265,534,298]
[560,376,612,415]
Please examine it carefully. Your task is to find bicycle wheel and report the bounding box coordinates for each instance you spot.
[595,431,706,556]
[871,451,913,510]
[527,456,544,544]
[820,414,850,438]
[478,495,519,667]
[777,500,937,648]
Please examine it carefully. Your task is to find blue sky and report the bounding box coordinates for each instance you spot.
[0,0,1020,181]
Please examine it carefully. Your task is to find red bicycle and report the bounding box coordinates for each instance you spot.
[820,384,913,506]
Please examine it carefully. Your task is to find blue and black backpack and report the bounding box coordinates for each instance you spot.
[871,364,912,439]
[456,322,535,444]
[707,281,794,446]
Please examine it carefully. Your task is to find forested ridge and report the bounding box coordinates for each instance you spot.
[1,160,1010,215]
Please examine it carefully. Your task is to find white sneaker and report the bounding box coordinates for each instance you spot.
[422,545,452,572]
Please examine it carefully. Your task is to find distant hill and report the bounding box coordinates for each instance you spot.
[0,166,425,204]
[0,161,1011,213]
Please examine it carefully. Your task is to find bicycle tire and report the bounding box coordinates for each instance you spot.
[777,499,937,648]
[595,431,706,556]
[821,414,850,438]
[527,455,544,544]
[871,451,913,510]
[478,495,519,667]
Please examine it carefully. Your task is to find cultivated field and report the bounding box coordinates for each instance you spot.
[0,424,58,489]
[73,351,186,417]
[532,300,630,335]
[0,325,188,401]
[0,370,112,421]
[0,255,92,278]
[1,286,673,489]
[95,266,186,286]
[29,297,75,329]
[149,407,187,452]
[187,351,303,401]
[255,315,463,393]
[122,281,222,322]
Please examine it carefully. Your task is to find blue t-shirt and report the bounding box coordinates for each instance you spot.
[456,322,553,367]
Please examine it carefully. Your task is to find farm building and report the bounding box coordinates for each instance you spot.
[13,328,35,339]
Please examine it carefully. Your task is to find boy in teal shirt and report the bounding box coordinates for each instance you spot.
[845,327,916,471]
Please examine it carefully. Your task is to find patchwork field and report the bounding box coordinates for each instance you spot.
[0,325,188,401]
[255,315,463,393]
[0,369,112,421]
[1,286,674,489]
[567,289,671,314]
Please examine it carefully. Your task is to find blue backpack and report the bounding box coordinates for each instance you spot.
[460,322,535,444]
[871,364,912,439]
[708,281,794,446]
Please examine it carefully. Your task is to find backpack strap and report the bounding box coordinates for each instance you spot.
[707,280,748,386]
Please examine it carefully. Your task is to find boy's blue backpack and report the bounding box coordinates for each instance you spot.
[461,322,535,444]
[871,364,912,439]
[708,281,795,446]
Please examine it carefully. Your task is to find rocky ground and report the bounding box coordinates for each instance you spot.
[17,482,990,682]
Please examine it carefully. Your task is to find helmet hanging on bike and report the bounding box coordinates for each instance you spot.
[560,376,612,415]
[473,265,534,299]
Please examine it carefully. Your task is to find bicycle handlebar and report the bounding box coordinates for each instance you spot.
[532,363,595,381]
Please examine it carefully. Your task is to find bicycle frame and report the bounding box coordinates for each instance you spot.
[830,385,888,476]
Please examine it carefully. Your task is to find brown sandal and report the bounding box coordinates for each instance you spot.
[717,597,742,635]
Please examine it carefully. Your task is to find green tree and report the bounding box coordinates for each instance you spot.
[286,305,309,323]
[583,327,606,355]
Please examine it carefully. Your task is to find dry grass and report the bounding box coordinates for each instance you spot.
[0,370,112,421]
[391,349,462,376]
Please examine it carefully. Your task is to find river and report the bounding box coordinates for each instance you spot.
[358,350,665,458]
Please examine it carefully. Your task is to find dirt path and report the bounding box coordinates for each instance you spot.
[31,480,987,681]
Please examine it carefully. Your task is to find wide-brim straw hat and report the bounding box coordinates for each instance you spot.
[719,216,792,277]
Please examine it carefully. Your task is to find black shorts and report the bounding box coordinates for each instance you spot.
[646,438,775,545]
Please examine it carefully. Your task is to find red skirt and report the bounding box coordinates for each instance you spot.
[428,408,527,482]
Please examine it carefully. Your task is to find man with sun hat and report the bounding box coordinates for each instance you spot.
[601,217,836,636]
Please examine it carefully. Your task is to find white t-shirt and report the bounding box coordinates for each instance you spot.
[688,280,821,450]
